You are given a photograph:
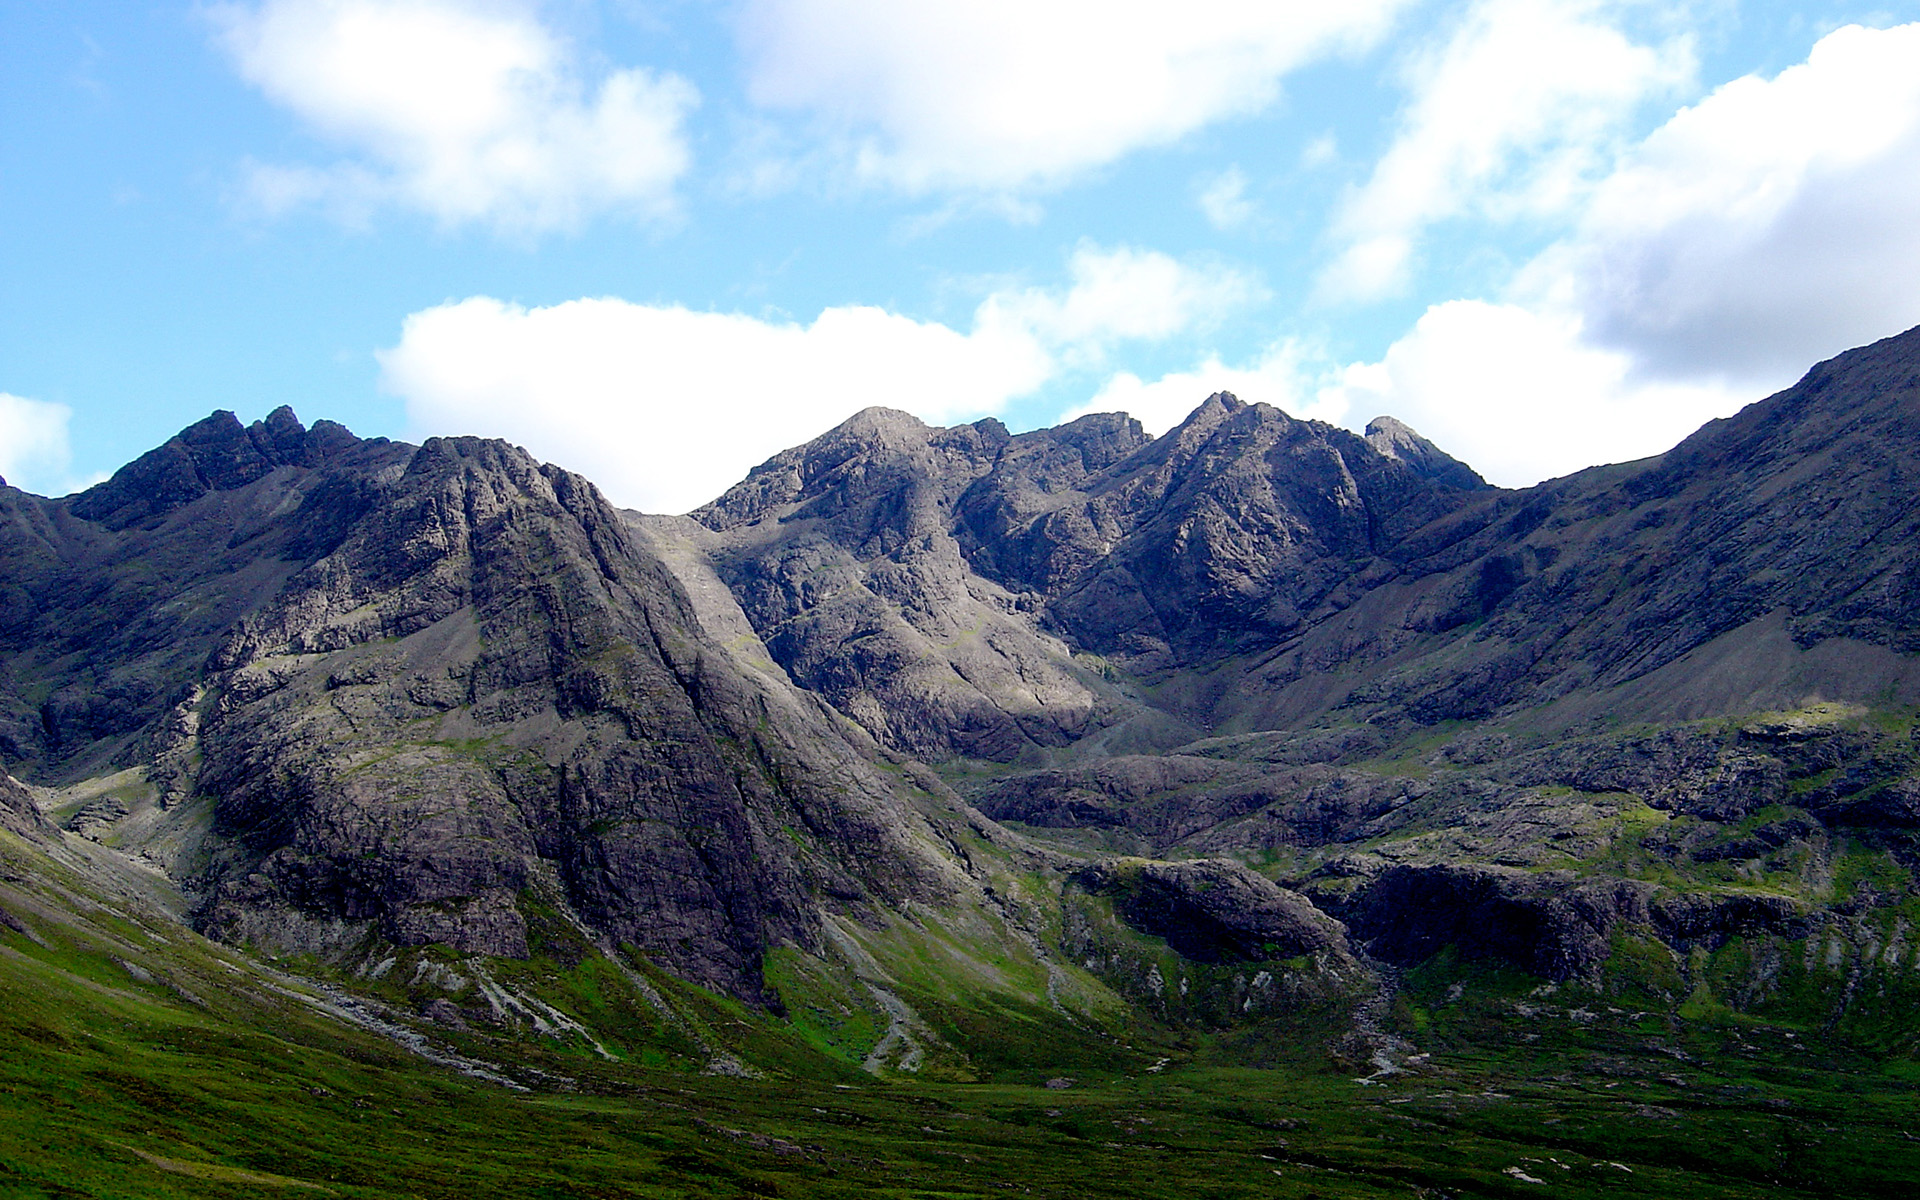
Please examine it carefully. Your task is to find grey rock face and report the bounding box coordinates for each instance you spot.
[1329,864,1809,982]
[687,395,1481,758]
[976,394,1475,666]
[0,410,400,775]
[0,770,52,840]
[7,321,1920,1039]
[189,435,957,1002]
[68,407,365,531]
[1363,416,1490,491]
[5,412,977,1008]
[690,409,1134,761]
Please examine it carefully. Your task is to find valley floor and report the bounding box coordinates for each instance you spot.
[6,929,1918,1200]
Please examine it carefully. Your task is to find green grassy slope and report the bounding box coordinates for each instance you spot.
[7,822,1920,1199]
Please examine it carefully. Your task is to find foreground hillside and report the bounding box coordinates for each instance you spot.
[6,795,1919,1198]
[3,325,1920,1195]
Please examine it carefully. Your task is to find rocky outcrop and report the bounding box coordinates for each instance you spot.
[68,407,366,531]
[0,769,52,840]
[1364,416,1490,491]
[1501,716,1918,827]
[1329,864,1810,981]
[986,395,1477,667]
[1073,857,1348,964]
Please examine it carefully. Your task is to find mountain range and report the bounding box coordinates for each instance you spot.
[3,325,1920,1196]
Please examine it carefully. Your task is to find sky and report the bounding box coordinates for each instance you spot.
[5,1,1920,512]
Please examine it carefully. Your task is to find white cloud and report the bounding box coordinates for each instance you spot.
[212,0,696,231]
[1322,0,1692,302]
[1197,166,1254,231]
[1295,21,1920,491]
[1021,21,1920,492]
[1317,300,1748,487]
[1065,343,1349,436]
[379,246,1256,512]
[0,393,76,495]
[1054,298,1751,488]
[737,0,1410,192]
[1538,21,1920,381]
[983,244,1263,363]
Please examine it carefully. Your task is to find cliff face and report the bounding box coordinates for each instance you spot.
[0,769,51,840]
[194,436,974,1002]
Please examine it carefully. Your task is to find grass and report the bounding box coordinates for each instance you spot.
[5,908,1920,1199]
[9,959,1920,1200]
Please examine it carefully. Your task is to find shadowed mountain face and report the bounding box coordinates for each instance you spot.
[685,394,1494,763]
[0,408,396,775]
[192,436,973,1001]
[1,327,1918,1050]
[2,414,964,1004]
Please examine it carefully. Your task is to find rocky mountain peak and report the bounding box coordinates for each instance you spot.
[694,405,1013,537]
[835,404,935,443]
[1193,390,1248,419]
[67,406,367,531]
[1363,415,1491,490]
[5,323,1920,1099]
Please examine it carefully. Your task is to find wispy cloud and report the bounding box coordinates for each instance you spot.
[1321,0,1692,303]
[737,0,1411,194]
[1197,166,1255,231]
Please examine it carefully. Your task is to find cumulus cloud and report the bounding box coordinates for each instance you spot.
[1316,300,1749,487]
[1065,343,1344,436]
[984,244,1262,363]
[0,393,76,495]
[737,0,1409,192]
[212,0,696,231]
[1323,0,1691,302]
[1538,21,1920,381]
[379,246,1256,512]
[1295,20,1920,489]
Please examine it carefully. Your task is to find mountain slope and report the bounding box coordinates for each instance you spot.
[685,395,1492,764]
[680,326,1920,761]
[189,434,984,1002]
[0,413,1057,1025]
[2,326,1919,1095]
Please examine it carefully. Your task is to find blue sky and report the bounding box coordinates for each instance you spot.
[5,0,1920,511]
